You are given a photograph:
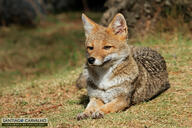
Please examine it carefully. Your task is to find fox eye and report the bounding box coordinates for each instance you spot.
[103,46,112,50]
[87,46,94,50]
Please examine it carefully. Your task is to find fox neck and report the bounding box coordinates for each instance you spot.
[87,47,130,89]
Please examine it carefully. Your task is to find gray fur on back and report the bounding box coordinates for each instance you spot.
[131,47,170,104]
[133,47,167,76]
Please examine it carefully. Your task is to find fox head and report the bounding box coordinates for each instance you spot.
[82,13,129,66]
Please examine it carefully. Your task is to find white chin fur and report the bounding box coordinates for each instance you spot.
[93,59,103,66]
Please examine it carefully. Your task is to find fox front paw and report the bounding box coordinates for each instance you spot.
[77,112,90,120]
[91,111,104,119]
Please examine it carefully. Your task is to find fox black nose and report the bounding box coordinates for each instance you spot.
[88,57,95,64]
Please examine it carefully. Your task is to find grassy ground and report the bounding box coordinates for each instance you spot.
[0,12,192,128]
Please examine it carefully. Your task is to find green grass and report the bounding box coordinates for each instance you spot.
[0,12,89,88]
[0,12,192,128]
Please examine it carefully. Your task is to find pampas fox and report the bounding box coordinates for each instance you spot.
[76,13,170,120]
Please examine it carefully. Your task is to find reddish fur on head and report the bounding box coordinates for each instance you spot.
[82,13,129,66]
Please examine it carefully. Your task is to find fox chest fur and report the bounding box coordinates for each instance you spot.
[86,55,139,103]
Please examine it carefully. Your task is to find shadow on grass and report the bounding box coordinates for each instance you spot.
[78,94,89,108]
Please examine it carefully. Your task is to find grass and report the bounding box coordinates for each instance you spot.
[0,12,192,128]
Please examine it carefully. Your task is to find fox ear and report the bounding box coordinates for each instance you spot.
[82,13,97,37]
[108,13,128,37]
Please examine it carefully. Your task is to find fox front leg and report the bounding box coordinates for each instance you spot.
[92,96,131,119]
[77,98,104,120]
[76,72,87,89]
[76,67,88,89]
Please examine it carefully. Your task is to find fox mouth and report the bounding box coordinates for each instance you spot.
[101,59,111,66]
[88,59,111,67]
[98,59,111,67]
